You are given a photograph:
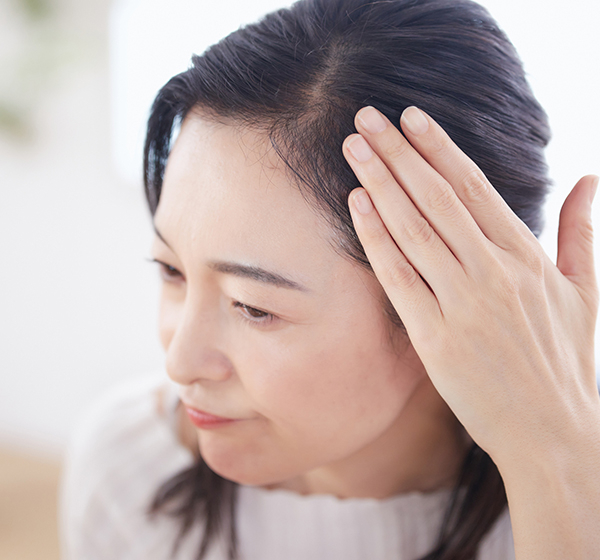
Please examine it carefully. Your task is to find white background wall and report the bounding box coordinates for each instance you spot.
[0,0,160,458]
[0,0,598,459]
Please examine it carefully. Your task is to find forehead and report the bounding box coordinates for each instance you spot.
[154,113,340,281]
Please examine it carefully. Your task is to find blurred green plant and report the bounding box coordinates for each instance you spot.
[0,103,27,137]
[19,0,52,20]
[0,0,70,140]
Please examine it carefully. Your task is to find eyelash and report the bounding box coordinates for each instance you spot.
[152,259,183,281]
[232,302,275,326]
[148,258,276,326]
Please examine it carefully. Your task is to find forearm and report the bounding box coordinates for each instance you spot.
[497,411,600,559]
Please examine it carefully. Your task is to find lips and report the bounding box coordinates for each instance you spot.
[184,405,239,429]
[186,406,234,422]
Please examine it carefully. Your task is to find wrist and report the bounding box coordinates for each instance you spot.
[495,405,600,494]
[491,390,600,473]
[493,409,600,560]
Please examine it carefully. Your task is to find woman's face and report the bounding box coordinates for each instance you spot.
[152,112,428,491]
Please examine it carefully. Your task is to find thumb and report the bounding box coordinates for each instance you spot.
[556,174,599,292]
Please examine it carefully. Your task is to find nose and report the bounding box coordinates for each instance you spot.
[162,298,234,386]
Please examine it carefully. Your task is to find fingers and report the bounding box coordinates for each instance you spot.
[343,132,467,303]
[347,187,443,340]
[397,106,539,251]
[350,106,497,278]
[343,104,555,313]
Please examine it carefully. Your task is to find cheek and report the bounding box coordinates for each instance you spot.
[239,324,423,438]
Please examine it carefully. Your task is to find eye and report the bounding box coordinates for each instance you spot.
[149,258,184,282]
[233,301,275,325]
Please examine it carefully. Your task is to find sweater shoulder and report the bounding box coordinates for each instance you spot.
[60,374,201,559]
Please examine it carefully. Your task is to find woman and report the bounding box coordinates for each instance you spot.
[61,0,600,558]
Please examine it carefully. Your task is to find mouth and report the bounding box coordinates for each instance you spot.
[184,405,241,429]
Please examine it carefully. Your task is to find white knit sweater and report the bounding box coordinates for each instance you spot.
[59,374,515,560]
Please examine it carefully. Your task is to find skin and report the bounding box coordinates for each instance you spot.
[343,105,600,559]
[152,112,469,499]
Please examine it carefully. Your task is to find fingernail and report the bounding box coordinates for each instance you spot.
[357,106,387,134]
[402,106,429,136]
[347,135,373,162]
[353,190,374,215]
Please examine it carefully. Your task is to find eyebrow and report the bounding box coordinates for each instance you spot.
[207,261,308,291]
[153,224,309,292]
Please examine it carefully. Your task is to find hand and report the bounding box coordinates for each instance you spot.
[342,105,600,465]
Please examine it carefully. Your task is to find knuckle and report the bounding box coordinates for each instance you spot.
[477,244,546,305]
[518,243,545,275]
[503,232,545,276]
[490,266,521,301]
[461,168,491,204]
[404,215,436,246]
[367,166,393,192]
[428,133,453,157]
[366,219,391,245]
[382,139,411,162]
[425,183,459,216]
[387,257,420,289]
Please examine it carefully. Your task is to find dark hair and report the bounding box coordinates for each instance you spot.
[144,0,551,558]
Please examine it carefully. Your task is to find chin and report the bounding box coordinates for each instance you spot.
[198,440,302,488]
[202,457,287,487]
